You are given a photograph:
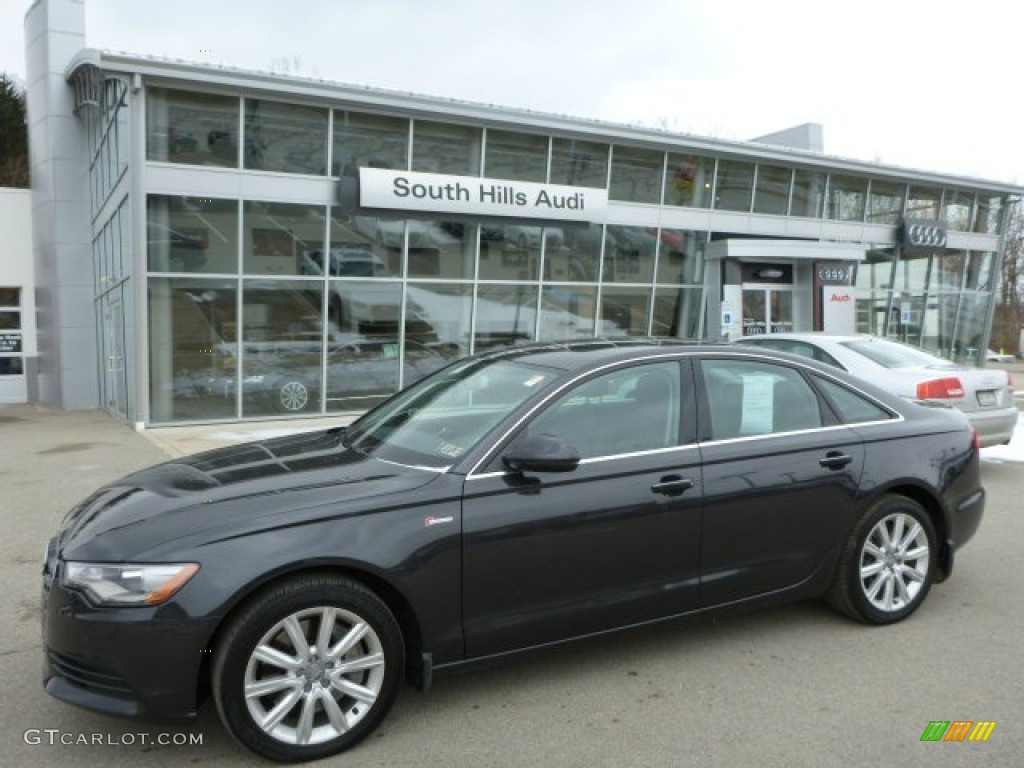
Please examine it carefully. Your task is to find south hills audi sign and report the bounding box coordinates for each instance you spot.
[356,168,607,223]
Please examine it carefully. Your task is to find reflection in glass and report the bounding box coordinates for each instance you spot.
[326,279,402,337]
[604,226,656,284]
[412,121,481,176]
[654,287,702,337]
[665,153,715,208]
[656,230,705,285]
[147,195,239,274]
[550,138,608,188]
[791,169,825,218]
[405,283,472,365]
[905,186,941,220]
[714,160,754,212]
[484,129,547,182]
[826,175,867,221]
[148,277,238,422]
[953,293,989,363]
[892,254,929,294]
[975,195,1004,235]
[240,280,324,417]
[599,286,651,336]
[545,224,600,282]
[609,145,663,203]
[753,164,792,215]
[330,213,402,276]
[146,88,239,167]
[918,292,959,356]
[539,286,596,340]
[474,284,538,350]
[867,180,905,224]
[478,223,543,281]
[932,250,966,292]
[965,251,994,291]
[332,111,409,175]
[407,220,477,279]
[943,190,974,231]
[324,336,403,413]
[0,358,23,375]
[244,99,328,175]
[244,202,326,276]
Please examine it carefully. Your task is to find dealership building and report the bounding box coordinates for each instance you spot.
[18,0,1023,426]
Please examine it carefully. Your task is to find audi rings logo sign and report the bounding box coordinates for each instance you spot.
[903,220,947,250]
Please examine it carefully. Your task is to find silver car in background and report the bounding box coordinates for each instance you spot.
[734,333,1017,447]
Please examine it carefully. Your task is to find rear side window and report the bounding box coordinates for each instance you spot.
[701,359,824,439]
[738,338,843,369]
[813,376,893,424]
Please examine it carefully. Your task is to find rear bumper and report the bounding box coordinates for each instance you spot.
[966,407,1018,447]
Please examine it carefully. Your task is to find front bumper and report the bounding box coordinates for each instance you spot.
[41,557,217,720]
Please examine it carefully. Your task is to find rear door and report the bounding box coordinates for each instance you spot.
[695,355,866,605]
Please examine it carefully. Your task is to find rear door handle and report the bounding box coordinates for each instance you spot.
[819,451,853,470]
[651,475,695,496]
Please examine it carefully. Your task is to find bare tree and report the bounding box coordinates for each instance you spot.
[992,198,1023,354]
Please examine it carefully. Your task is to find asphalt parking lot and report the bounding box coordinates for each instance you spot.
[2,402,1022,767]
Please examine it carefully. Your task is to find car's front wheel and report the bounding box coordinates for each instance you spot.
[212,575,404,762]
[827,495,936,624]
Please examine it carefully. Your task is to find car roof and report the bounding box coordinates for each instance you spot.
[474,338,733,371]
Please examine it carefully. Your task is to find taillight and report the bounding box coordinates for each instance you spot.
[972,427,981,452]
[916,377,965,399]
[1008,374,1015,393]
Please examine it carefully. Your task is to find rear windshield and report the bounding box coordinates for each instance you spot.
[841,338,943,369]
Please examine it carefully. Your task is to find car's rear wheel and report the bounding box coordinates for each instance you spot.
[827,495,936,624]
[212,575,404,762]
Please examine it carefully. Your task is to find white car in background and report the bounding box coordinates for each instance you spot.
[986,349,1016,363]
[734,333,1017,447]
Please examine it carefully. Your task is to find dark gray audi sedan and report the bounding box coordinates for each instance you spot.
[42,339,985,762]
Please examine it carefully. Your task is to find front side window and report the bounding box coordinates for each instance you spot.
[701,359,824,439]
[508,361,682,461]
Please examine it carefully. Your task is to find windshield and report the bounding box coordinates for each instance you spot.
[345,358,558,469]
[842,338,947,369]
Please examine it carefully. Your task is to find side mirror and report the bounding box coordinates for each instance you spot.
[503,434,581,473]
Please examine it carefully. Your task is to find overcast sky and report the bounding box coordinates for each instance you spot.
[2,0,1022,185]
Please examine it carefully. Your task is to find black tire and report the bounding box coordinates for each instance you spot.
[212,574,404,762]
[827,495,937,624]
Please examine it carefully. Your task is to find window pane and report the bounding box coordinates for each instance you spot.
[475,284,538,350]
[609,145,662,203]
[952,293,989,364]
[701,359,823,439]
[244,99,328,174]
[604,226,656,284]
[906,186,941,220]
[148,277,239,422]
[147,195,239,274]
[550,138,608,188]
[146,88,239,167]
[932,250,966,292]
[331,214,403,276]
[791,169,825,217]
[407,219,477,280]
[412,121,481,176]
[826,174,867,221]
[599,286,651,336]
[0,287,20,307]
[975,195,1004,235]
[240,280,324,417]
[0,357,23,375]
[244,202,326,276]
[664,153,715,208]
[653,286,702,337]
[656,229,705,285]
[327,278,402,338]
[753,164,791,215]
[332,111,409,175]
[484,129,547,182]
[714,160,754,212]
[965,251,994,291]
[406,283,471,360]
[867,180,904,224]
[545,224,601,282]
[539,285,596,340]
[0,312,20,330]
[514,361,680,458]
[943,190,974,231]
[479,223,542,281]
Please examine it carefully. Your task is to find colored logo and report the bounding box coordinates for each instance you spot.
[920,721,997,742]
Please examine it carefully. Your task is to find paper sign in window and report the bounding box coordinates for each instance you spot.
[739,374,775,434]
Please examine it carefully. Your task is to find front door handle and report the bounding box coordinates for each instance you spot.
[819,451,853,470]
[651,475,695,496]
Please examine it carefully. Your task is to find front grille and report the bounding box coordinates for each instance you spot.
[49,651,134,696]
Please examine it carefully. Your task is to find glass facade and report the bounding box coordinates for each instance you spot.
[130,85,1012,423]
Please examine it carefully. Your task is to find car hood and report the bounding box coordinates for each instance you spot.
[57,428,441,561]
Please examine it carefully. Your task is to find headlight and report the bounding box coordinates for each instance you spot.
[63,562,199,606]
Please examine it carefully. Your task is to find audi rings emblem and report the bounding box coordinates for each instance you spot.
[904,222,947,249]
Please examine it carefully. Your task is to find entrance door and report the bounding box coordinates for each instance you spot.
[742,285,793,335]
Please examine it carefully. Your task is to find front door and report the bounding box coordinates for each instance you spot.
[742,284,793,336]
